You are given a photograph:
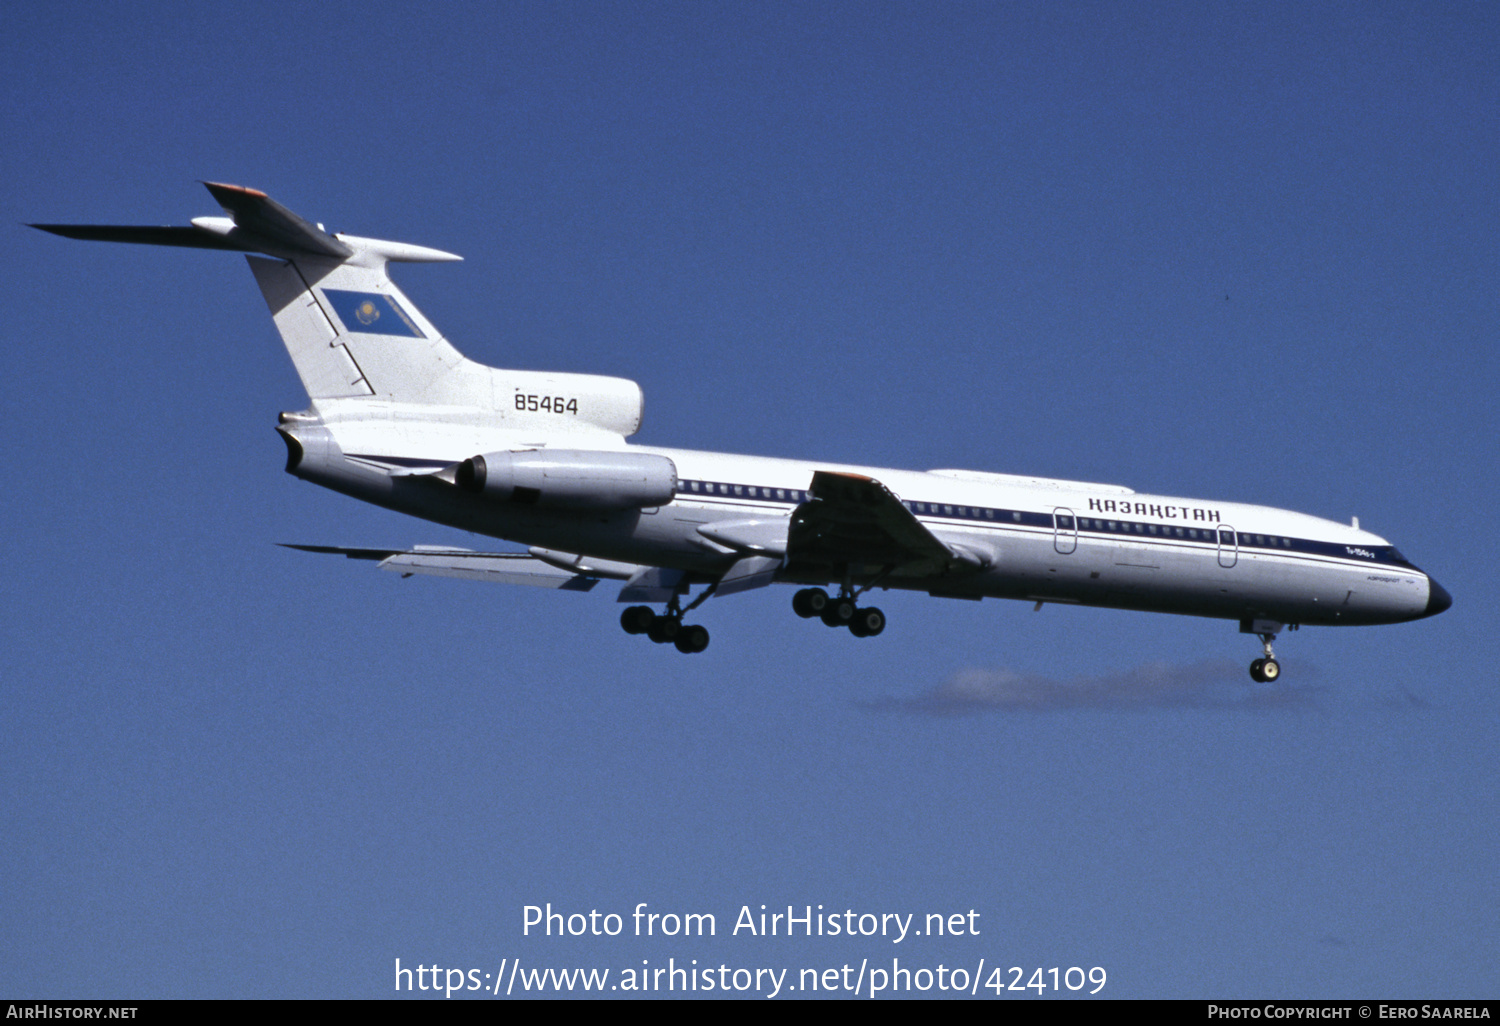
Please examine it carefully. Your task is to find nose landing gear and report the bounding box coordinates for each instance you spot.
[1249,653,1281,683]
[1243,619,1293,682]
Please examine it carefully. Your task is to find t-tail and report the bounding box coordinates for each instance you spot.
[31,182,645,462]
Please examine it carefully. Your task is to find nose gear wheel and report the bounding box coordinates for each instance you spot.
[1247,628,1282,682]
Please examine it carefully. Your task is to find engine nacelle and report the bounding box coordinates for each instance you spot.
[455,449,677,509]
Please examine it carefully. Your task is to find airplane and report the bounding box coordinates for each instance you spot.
[32,182,1451,680]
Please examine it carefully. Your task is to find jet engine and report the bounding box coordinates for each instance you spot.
[455,450,677,509]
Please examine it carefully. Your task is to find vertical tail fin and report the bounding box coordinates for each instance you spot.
[33,182,646,438]
[245,243,478,402]
[246,255,374,398]
[203,181,484,403]
[34,181,475,402]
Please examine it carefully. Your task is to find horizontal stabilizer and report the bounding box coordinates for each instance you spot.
[31,182,350,259]
[31,181,460,263]
[201,181,352,258]
[28,224,253,251]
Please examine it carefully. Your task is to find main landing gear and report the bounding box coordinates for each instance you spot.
[620,591,711,654]
[792,587,886,638]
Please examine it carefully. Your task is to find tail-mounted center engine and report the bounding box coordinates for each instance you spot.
[454,449,677,509]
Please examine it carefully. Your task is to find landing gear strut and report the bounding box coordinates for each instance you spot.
[1242,619,1289,682]
[620,587,712,654]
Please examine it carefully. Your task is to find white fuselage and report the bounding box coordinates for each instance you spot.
[284,421,1441,630]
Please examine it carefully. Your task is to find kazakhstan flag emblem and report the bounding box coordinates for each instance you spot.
[323,289,426,338]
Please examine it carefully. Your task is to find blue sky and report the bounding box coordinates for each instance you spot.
[2,2,1494,999]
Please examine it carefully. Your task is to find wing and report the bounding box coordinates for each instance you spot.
[282,544,601,590]
[786,471,988,578]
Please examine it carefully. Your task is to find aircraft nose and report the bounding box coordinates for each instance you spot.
[1424,577,1453,618]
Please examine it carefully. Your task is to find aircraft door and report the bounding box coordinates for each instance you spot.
[1053,507,1077,554]
[1217,525,1238,568]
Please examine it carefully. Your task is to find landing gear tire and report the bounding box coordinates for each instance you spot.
[820,597,857,627]
[849,606,886,638]
[792,588,829,618]
[621,605,656,635]
[1250,657,1281,683]
[674,624,710,654]
[647,615,681,644]
[625,591,712,654]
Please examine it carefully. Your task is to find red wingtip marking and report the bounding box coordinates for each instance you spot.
[203,181,268,199]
